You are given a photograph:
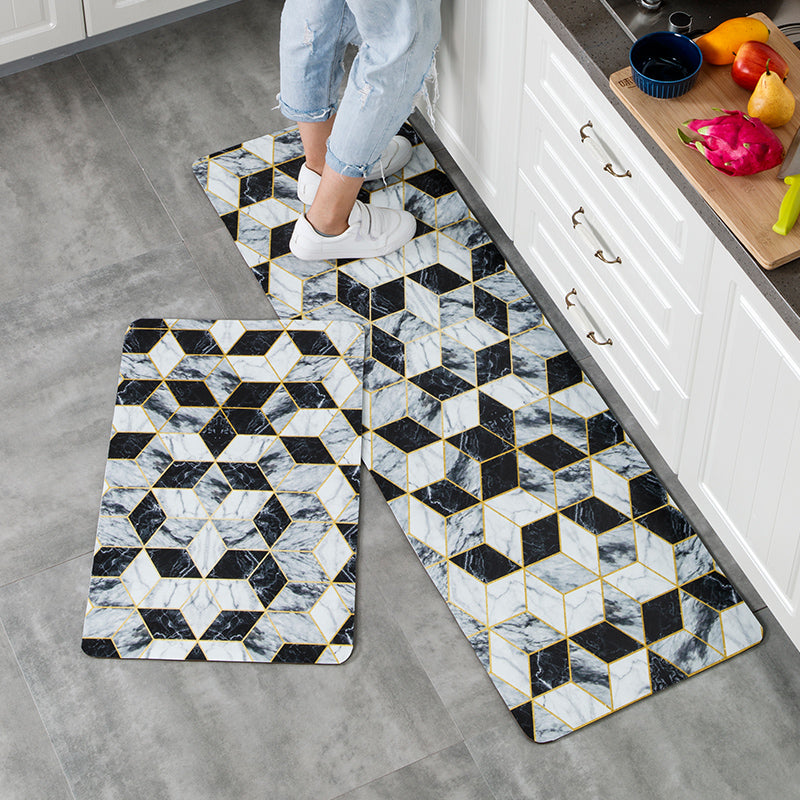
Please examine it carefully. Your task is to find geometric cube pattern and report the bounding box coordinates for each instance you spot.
[191,124,763,740]
[82,318,365,664]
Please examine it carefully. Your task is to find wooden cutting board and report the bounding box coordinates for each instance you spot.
[610,13,800,270]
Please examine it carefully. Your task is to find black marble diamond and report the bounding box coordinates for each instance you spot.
[332,614,355,645]
[131,318,168,330]
[408,263,468,295]
[476,340,512,385]
[82,638,119,658]
[208,143,242,158]
[270,221,294,259]
[253,496,292,546]
[521,435,586,471]
[122,327,165,353]
[413,480,479,517]
[546,351,583,394]
[338,271,370,320]
[481,450,519,499]
[342,408,364,435]
[630,471,669,518]
[371,277,405,320]
[561,496,629,535]
[521,514,560,565]
[239,167,273,207]
[288,329,339,355]
[202,611,262,641]
[335,553,357,583]
[116,379,161,405]
[510,702,535,741]
[648,650,687,692]
[223,381,278,408]
[207,550,266,580]
[173,329,223,355]
[371,326,405,374]
[128,492,166,544]
[139,608,194,640]
[221,210,239,239]
[224,408,275,435]
[273,643,325,663]
[643,589,684,644]
[448,426,512,461]
[530,639,570,696]
[340,464,361,492]
[284,382,336,408]
[371,469,406,501]
[108,432,155,460]
[475,286,509,334]
[450,543,519,582]
[587,411,625,454]
[681,571,741,610]
[185,644,207,661]
[219,462,271,491]
[471,242,506,281]
[228,330,282,355]
[407,168,455,197]
[413,217,435,238]
[479,391,515,444]
[147,549,202,579]
[276,155,304,180]
[252,263,270,293]
[166,380,217,407]
[91,546,141,577]
[571,621,642,663]
[200,411,237,458]
[410,366,473,400]
[376,416,440,453]
[248,553,287,607]
[281,436,334,464]
[638,505,695,544]
[154,461,212,488]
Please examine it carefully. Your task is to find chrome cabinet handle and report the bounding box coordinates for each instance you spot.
[571,207,622,265]
[579,120,632,179]
[587,331,613,346]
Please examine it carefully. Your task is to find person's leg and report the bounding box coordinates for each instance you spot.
[297,118,335,175]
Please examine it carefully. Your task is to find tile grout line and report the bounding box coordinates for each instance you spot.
[73,55,232,314]
[0,614,79,800]
[0,551,93,592]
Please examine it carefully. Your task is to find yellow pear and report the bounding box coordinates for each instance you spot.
[748,66,796,128]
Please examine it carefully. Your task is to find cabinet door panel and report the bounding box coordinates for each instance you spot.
[83,0,202,35]
[683,242,800,632]
[433,0,527,235]
[0,0,85,64]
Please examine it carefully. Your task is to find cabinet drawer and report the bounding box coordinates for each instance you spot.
[523,8,712,309]
[514,164,689,468]
[517,85,702,395]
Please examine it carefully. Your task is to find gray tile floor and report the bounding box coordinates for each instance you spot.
[1,2,798,798]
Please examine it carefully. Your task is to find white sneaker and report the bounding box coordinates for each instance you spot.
[296,135,413,205]
[289,200,417,261]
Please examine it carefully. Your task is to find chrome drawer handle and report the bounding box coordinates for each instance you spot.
[587,331,613,346]
[579,121,632,179]
[571,207,622,265]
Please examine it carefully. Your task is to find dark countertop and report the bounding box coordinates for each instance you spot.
[530,0,800,338]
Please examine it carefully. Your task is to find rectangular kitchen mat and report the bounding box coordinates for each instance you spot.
[82,318,366,663]
[191,123,764,740]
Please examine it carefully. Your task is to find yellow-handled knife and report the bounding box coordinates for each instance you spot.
[774,125,800,236]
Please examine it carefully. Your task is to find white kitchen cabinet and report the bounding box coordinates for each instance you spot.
[433,0,528,236]
[513,3,713,469]
[82,0,202,36]
[680,239,800,645]
[0,0,85,63]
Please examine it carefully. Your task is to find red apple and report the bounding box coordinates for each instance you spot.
[732,41,789,91]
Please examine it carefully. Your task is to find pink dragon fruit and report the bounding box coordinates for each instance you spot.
[678,109,784,176]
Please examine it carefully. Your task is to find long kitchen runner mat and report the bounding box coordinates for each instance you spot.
[82,318,366,664]
[191,124,763,741]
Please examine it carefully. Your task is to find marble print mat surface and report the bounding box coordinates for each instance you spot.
[191,124,763,741]
[82,318,366,664]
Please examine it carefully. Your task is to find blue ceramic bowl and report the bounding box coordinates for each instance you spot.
[629,31,703,99]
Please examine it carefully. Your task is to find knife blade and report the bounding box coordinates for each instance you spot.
[773,124,800,236]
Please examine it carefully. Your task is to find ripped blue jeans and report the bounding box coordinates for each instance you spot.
[278,0,441,178]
